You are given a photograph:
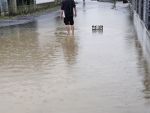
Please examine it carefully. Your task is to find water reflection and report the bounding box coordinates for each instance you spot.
[134,36,150,99]
[0,21,47,74]
[83,0,86,7]
[55,26,78,65]
[92,29,103,34]
[82,0,86,12]
[142,61,150,99]
[62,36,78,65]
[123,15,150,100]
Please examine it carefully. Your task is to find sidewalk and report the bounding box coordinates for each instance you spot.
[0,6,60,27]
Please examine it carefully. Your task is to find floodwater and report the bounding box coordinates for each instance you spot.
[0,0,150,113]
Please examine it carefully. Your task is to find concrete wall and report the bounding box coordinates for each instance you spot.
[130,1,150,58]
[133,10,150,55]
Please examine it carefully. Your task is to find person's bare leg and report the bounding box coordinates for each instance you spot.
[71,25,74,35]
[66,25,70,35]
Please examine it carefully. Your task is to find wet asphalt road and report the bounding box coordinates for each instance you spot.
[0,0,150,113]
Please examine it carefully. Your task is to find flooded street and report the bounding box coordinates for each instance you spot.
[0,0,150,113]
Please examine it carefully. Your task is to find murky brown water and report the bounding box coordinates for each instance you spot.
[0,1,150,113]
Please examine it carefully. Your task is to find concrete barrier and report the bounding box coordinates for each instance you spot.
[133,10,150,56]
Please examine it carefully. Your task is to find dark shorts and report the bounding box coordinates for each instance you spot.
[64,16,74,25]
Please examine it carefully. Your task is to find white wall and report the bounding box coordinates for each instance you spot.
[133,11,150,56]
[36,0,55,4]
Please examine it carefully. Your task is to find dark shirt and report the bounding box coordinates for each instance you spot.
[61,0,76,17]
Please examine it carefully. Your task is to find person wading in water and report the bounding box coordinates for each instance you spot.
[60,0,77,35]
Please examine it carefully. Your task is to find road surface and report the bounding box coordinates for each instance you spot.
[0,0,149,113]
